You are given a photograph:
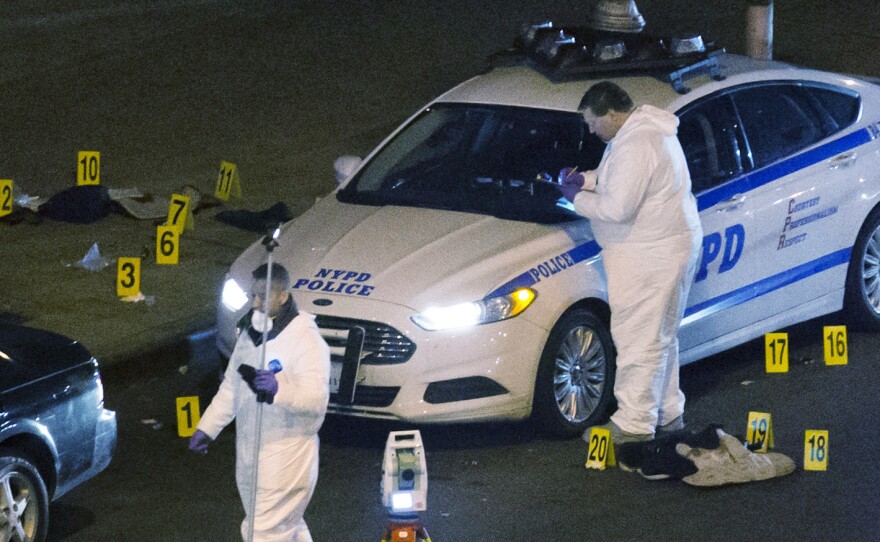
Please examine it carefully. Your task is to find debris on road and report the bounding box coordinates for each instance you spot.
[74,242,110,271]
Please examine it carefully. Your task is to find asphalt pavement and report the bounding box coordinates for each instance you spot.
[1,3,878,541]
[48,311,880,541]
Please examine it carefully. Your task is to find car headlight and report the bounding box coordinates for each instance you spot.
[221,277,249,311]
[411,288,537,331]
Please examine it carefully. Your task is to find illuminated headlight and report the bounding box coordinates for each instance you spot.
[411,288,536,331]
[221,277,249,311]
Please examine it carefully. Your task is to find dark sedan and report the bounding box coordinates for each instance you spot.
[1,325,116,542]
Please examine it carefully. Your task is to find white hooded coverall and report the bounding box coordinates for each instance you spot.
[197,311,330,542]
[573,104,703,436]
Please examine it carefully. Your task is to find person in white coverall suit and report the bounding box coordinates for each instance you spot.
[188,263,330,541]
[558,81,702,443]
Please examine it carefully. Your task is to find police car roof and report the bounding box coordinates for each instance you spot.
[432,53,812,113]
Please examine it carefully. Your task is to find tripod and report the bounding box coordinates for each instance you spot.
[380,514,431,542]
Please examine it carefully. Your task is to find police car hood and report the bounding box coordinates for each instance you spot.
[233,196,590,310]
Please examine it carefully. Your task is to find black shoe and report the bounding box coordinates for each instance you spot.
[617,424,725,481]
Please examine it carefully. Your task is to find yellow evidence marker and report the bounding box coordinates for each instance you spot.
[804,430,829,471]
[765,332,789,373]
[585,426,616,470]
[77,151,101,185]
[0,179,12,217]
[176,396,201,437]
[214,160,241,201]
[116,257,141,297]
[745,411,774,452]
[823,325,848,366]
[167,193,193,232]
[156,225,180,265]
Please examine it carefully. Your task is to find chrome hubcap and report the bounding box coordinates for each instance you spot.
[862,226,880,314]
[553,325,607,423]
[1,470,37,542]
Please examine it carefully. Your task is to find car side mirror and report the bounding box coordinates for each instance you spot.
[334,155,362,186]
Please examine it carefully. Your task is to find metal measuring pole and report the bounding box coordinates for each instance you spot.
[246,224,281,542]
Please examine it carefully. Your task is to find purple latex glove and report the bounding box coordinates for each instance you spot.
[188,429,212,454]
[254,369,279,404]
[558,166,582,184]
[558,167,585,202]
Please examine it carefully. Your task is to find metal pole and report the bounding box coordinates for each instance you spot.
[246,225,281,542]
[746,0,774,60]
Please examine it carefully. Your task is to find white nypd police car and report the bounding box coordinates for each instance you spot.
[218,25,880,437]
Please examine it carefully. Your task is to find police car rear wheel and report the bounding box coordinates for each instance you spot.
[532,308,616,438]
[845,210,880,330]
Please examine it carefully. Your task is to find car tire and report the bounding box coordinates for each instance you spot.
[844,209,880,331]
[0,452,49,542]
[532,307,616,438]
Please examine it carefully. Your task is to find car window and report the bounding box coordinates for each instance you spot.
[802,85,861,134]
[732,83,850,169]
[678,96,745,193]
[337,104,605,224]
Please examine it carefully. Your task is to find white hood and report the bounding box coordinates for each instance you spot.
[572,103,700,246]
[231,196,591,310]
[617,104,680,139]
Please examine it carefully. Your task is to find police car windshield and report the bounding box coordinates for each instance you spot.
[337,103,604,224]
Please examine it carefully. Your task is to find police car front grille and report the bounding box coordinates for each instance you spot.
[315,315,416,365]
[351,385,399,407]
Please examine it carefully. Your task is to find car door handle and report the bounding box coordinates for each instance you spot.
[829,151,857,169]
[715,194,745,212]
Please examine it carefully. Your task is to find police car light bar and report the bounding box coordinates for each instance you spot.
[491,21,727,93]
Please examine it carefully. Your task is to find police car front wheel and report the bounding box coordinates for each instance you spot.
[532,307,616,438]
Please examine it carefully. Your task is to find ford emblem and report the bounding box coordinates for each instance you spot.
[313,298,333,307]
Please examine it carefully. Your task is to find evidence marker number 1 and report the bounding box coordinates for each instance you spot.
[176,396,201,437]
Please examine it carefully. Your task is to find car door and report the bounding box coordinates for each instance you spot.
[676,94,758,356]
[726,82,863,326]
[676,82,863,359]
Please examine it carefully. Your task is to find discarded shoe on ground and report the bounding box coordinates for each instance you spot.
[616,424,795,486]
[678,429,795,487]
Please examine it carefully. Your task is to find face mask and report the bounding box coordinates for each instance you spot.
[251,310,273,333]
